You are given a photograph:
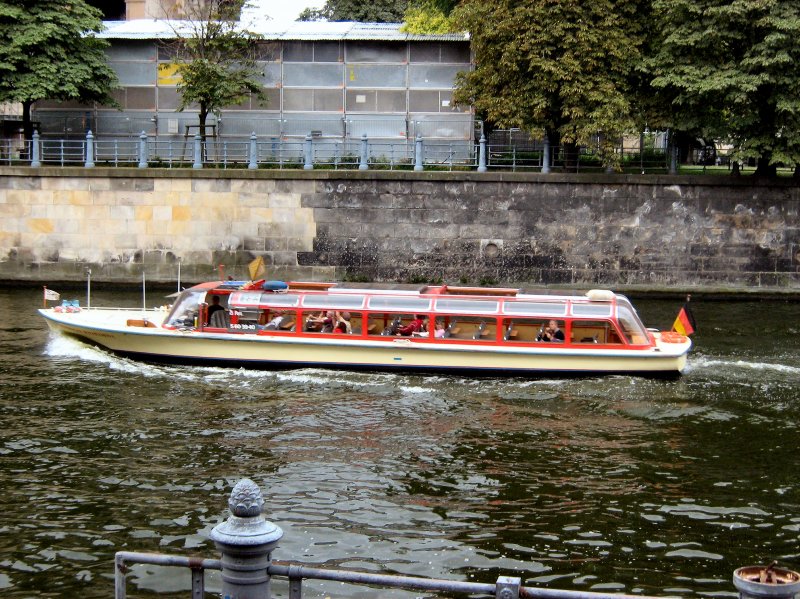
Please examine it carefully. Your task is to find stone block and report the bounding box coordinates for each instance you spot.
[268,251,298,266]
[191,178,231,193]
[109,178,154,192]
[231,179,276,194]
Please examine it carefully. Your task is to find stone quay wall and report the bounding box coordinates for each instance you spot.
[1,167,798,293]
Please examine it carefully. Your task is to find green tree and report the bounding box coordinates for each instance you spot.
[0,0,118,141]
[299,0,409,22]
[452,0,645,170]
[648,0,800,177]
[401,1,457,34]
[170,0,264,144]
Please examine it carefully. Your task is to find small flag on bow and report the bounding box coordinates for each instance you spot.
[44,288,60,301]
[672,295,696,336]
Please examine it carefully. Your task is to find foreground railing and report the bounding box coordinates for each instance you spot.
[4,130,686,174]
[113,478,800,599]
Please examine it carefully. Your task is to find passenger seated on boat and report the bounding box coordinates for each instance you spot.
[333,311,352,334]
[306,311,335,333]
[397,314,426,336]
[209,309,229,328]
[206,295,226,325]
[264,313,285,330]
[536,320,565,342]
[433,320,446,338]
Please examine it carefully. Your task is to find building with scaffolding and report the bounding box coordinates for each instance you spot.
[31,20,474,160]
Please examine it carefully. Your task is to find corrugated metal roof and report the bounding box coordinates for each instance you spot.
[98,19,469,42]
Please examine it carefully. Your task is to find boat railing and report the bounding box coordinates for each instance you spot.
[113,477,672,599]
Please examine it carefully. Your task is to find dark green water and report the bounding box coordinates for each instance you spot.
[0,287,798,598]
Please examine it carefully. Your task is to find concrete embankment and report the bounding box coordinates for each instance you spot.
[1,167,798,295]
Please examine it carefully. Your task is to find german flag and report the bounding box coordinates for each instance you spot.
[672,296,696,336]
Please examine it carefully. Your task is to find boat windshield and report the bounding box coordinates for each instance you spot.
[616,301,649,345]
[164,289,207,328]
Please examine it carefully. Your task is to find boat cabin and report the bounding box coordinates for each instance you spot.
[163,282,653,348]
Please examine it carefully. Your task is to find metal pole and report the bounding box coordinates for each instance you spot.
[86,268,91,310]
[414,135,423,171]
[542,135,551,174]
[138,131,148,168]
[478,134,487,172]
[304,133,313,170]
[142,270,146,312]
[248,131,258,169]
[359,133,369,170]
[210,479,284,599]
[84,130,95,168]
[31,130,41,167]
[192,133,202,169]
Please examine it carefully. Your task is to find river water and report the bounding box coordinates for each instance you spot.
[0,286,798,598]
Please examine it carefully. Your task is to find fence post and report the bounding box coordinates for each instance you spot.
[210,478,284,599]
[733,565,800,599]
[84,130,95,168]
[304,133,313,170]
[192,133,203,169]
[669,144,678,175]
[31,130,41,168]
[496,576,521,599]
[542,135,551,174]
[248,132,258,169]
[138,131,148,168]
[359,133,369,171]
[478,134,488,172]
[414,135,424,171]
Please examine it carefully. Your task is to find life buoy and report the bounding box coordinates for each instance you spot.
[660,331,688,344]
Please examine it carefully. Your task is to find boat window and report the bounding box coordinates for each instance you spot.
[572,304,613,317]
[501,318,564,343]
[503,301,567,316]
[302,295,365,310]
[228,291,300,308]
[616,304,649,345]
[256,308,297,333]
[570,320,623,345]
[365,313,429,337]
[367,296,431,311]
[437,315,495,341]
[434,299,499,314]
[302,310,361,335]
[164,288,208,328]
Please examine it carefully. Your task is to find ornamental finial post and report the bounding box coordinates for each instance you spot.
[209,478,284,599]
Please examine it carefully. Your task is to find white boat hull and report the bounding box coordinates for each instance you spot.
[40,308,690,377]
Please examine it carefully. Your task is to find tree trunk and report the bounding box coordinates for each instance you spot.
[753,156,777,178]
[562,141,579,173]
[198,104,208,161]
[21,101,34,160]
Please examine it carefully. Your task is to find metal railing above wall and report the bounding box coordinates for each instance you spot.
[3,129,698,174]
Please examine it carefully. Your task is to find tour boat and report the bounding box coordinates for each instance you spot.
[39,280,692,377]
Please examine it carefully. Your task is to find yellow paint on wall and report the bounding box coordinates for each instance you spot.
[157,63,183,85]
[136,206,153,221]
[172,206,191,221]
[29,219,54,234]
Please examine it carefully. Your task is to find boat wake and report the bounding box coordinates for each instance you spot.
[688,355,800,377]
